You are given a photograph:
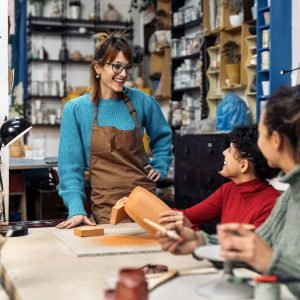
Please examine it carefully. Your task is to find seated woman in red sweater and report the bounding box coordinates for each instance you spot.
[159,125,280,229]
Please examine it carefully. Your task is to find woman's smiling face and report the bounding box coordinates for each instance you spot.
[219,143,244,180]
[95,51,130,99]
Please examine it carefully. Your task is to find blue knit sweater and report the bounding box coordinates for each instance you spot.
[58,87,173,218]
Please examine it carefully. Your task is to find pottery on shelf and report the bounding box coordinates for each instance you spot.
[229,12,244,27]
[104,4,122,21]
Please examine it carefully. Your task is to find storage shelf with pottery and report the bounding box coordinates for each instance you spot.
[219,24,249,90]
[26,5,134,131]
[255,0,291,120]
[245,34,257,123]
[170,0,204,126]
[206,44,223,117]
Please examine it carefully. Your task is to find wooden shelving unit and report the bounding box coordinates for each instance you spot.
[245,34,257,123]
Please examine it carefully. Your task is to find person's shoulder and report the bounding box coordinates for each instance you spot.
[221,181,235,189]
[64,93,92,110]
[125,87,154,103]
[264,183,281,198]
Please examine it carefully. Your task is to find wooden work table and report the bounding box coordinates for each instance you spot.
[0,225,206,300]
[0,224,296,300]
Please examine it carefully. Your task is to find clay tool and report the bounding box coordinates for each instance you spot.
[143,218,180,240]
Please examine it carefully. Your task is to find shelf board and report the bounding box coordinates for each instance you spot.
[246,64,257,68]
[223,25,242,33]
[172,52,200,61]
[27,95,63,100]
[258,95,269,100]
[32,124,61,128]
[259,6,270,13]
[172,17,202,30]
[66,60,92,64]
[28,58,92,64]
[28,58,62,64]
[173,86,200,93]
[246,35,256,41]
[258,47,269,52]
[247,92,257,96]
[207,44,220,51]
[259,69,270,73]
[207,69,220,75]
[258,25,270,30]
[208,95,223,100]
[222,84,244,90]
[249,46,257,51]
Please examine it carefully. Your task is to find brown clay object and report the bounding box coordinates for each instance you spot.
[110,197,128,225]
[115,268,148,300]
[74,226,104,237]
[124,186,170,236]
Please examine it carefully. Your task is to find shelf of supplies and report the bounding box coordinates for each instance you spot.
[172,52,200,61]
[172,17,202,30]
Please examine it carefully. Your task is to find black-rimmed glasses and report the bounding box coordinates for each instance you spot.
[106,63,136,75]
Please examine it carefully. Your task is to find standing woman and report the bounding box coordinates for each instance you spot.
[56,31,172,228]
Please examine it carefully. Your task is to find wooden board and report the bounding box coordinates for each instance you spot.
[55,223,161,257]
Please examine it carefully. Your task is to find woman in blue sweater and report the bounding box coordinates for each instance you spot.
[56,31,172,228]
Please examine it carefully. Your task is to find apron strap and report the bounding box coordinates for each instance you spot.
[92,93,142,130]
[123,93,141,129]
[93,102,99,126]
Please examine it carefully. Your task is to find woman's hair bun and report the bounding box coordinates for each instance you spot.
[91,31,109,49]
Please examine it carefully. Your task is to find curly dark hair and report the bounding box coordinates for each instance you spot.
[230,124,280,180]
[265,85,300,163]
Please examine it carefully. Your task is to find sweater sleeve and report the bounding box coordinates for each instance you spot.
[182,187,223,226]
[143,95,173,179]
[58,101,87,218]
[267,248,300,297]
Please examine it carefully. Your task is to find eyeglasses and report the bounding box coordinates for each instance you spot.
[106,63,136,75]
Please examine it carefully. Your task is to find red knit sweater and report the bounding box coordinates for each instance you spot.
[182,179,280,228]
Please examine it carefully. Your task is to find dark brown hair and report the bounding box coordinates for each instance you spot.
[230,125,280,180]
[90,30,132,103]
[264,85,300,163]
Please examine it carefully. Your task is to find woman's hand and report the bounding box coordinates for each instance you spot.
[144,165,160,182]
[56,215,96,229]
[157,222,204,255]
[159,210,193,228]
[217,223,272,273]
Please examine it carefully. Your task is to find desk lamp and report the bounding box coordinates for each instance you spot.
[0,117,32,233]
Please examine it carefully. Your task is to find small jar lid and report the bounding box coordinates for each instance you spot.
[254,275,278,283]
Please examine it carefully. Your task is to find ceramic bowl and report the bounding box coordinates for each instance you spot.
[125,186,170,236]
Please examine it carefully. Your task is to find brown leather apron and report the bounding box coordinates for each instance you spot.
[89,94,156,224]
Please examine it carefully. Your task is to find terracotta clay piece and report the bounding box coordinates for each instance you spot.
[124,186,170,236]
[110,197,129,225]
[74,226,104,237]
